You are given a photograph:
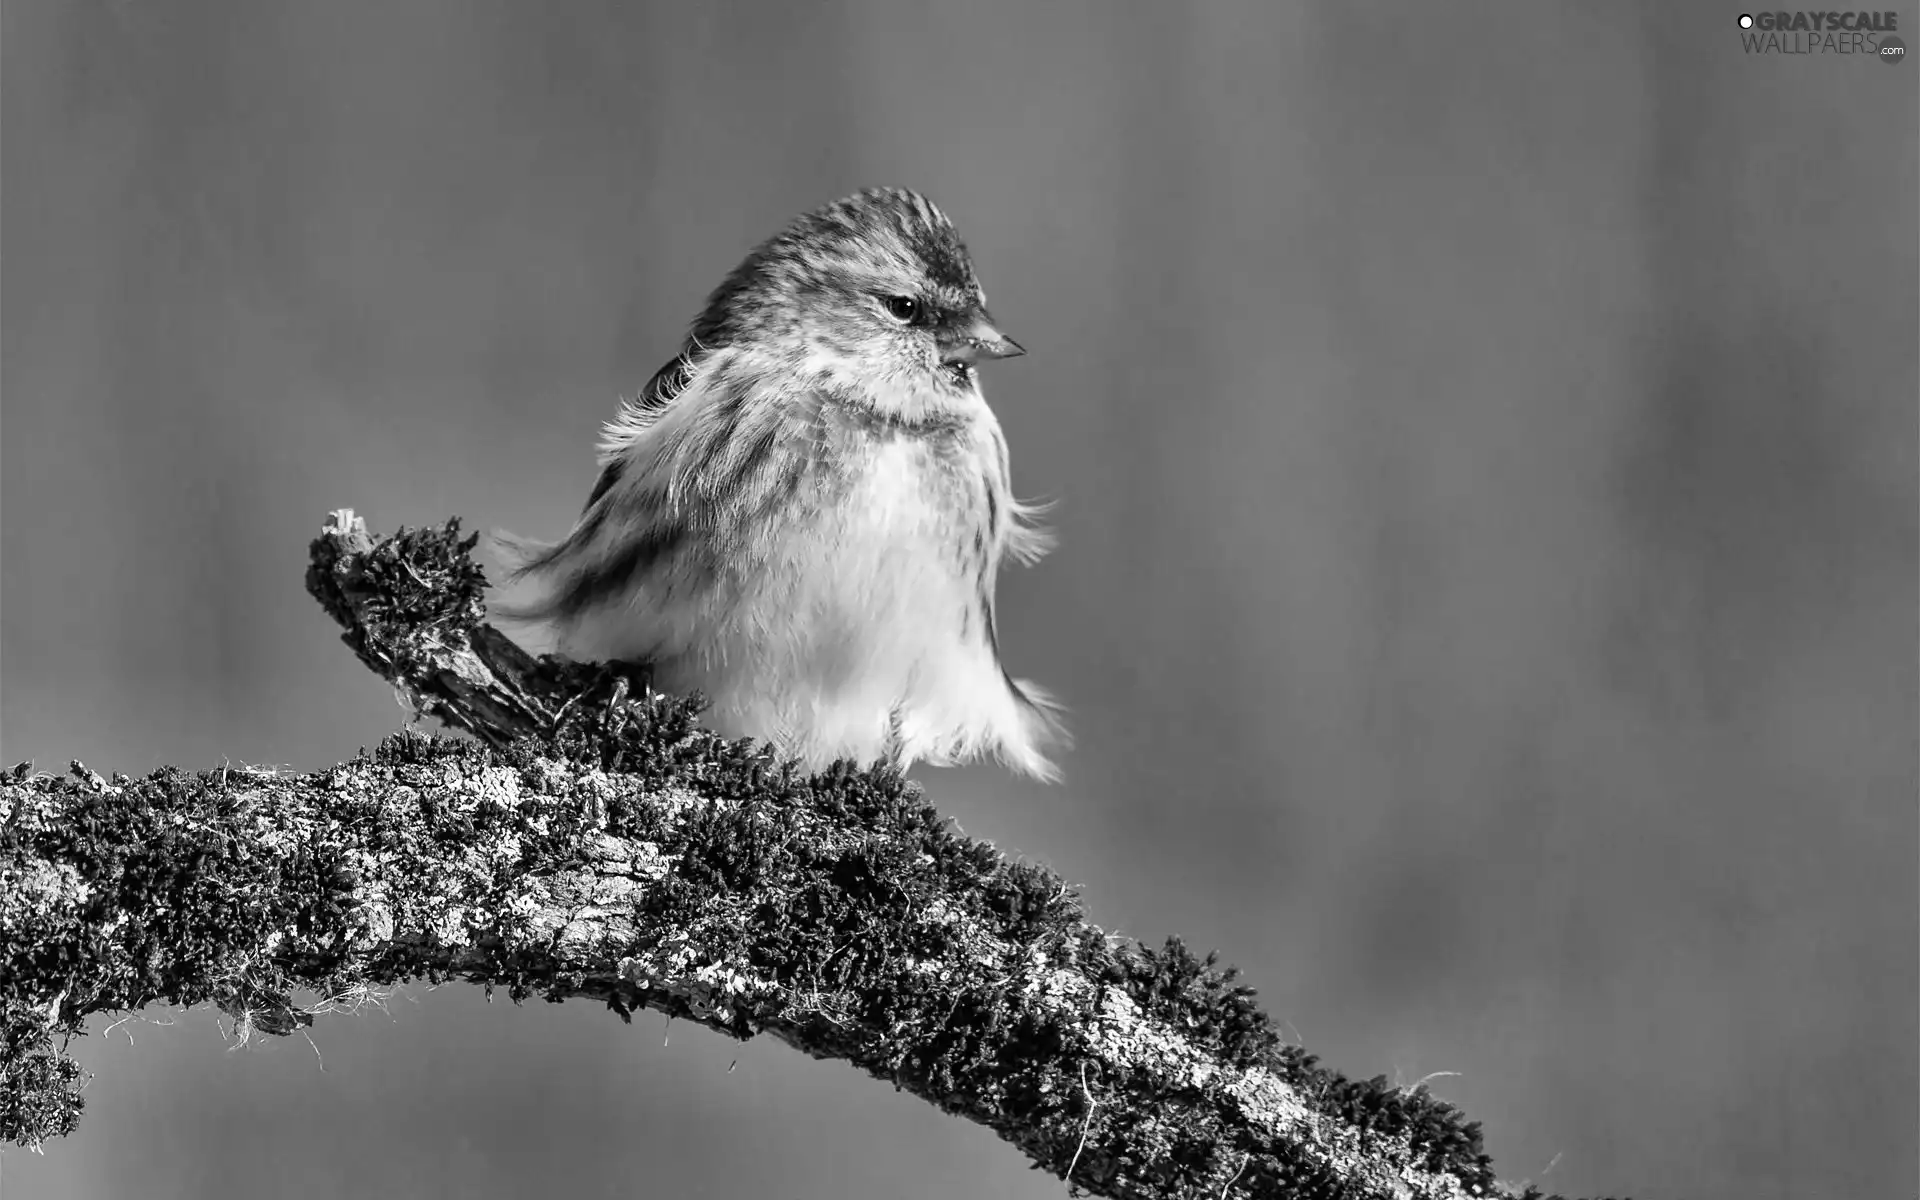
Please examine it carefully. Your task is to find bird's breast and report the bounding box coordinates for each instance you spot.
[638,403,1032,771]
[786,428,992,611]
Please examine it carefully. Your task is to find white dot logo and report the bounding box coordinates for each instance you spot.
[1737,13,1754,28]
[1881,35,1907,63]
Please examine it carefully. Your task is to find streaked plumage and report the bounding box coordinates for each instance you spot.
[494,187,1062,779]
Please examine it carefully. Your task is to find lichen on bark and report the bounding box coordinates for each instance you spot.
[0,511,1622,1200]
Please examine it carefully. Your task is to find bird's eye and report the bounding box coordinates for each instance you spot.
[882,295,922,324]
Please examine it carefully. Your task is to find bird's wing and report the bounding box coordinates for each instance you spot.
[583,346,703,513]
[492,347,762,632]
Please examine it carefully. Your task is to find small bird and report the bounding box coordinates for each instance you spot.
[494,187,1062,779]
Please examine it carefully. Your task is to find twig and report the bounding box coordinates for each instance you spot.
[0,511,1619,1200]
[1065,1061,1098,1194]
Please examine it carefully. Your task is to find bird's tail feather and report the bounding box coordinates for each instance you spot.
[486,529,571,626]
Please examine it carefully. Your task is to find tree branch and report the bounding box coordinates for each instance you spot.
[0,511,1615,1200]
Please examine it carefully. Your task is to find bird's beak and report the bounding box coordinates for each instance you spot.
[939,316,1026,365]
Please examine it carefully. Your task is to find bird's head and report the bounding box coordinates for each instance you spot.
[692,187,1023,417]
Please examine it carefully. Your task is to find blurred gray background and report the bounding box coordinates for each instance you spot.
[3,2,1914,1198]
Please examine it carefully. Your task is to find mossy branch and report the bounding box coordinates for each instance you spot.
[0,511,1618,1200]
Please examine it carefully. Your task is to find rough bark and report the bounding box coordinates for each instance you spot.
[0,511,1616,1200]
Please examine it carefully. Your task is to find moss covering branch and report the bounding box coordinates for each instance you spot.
[0,511,1619,1200]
